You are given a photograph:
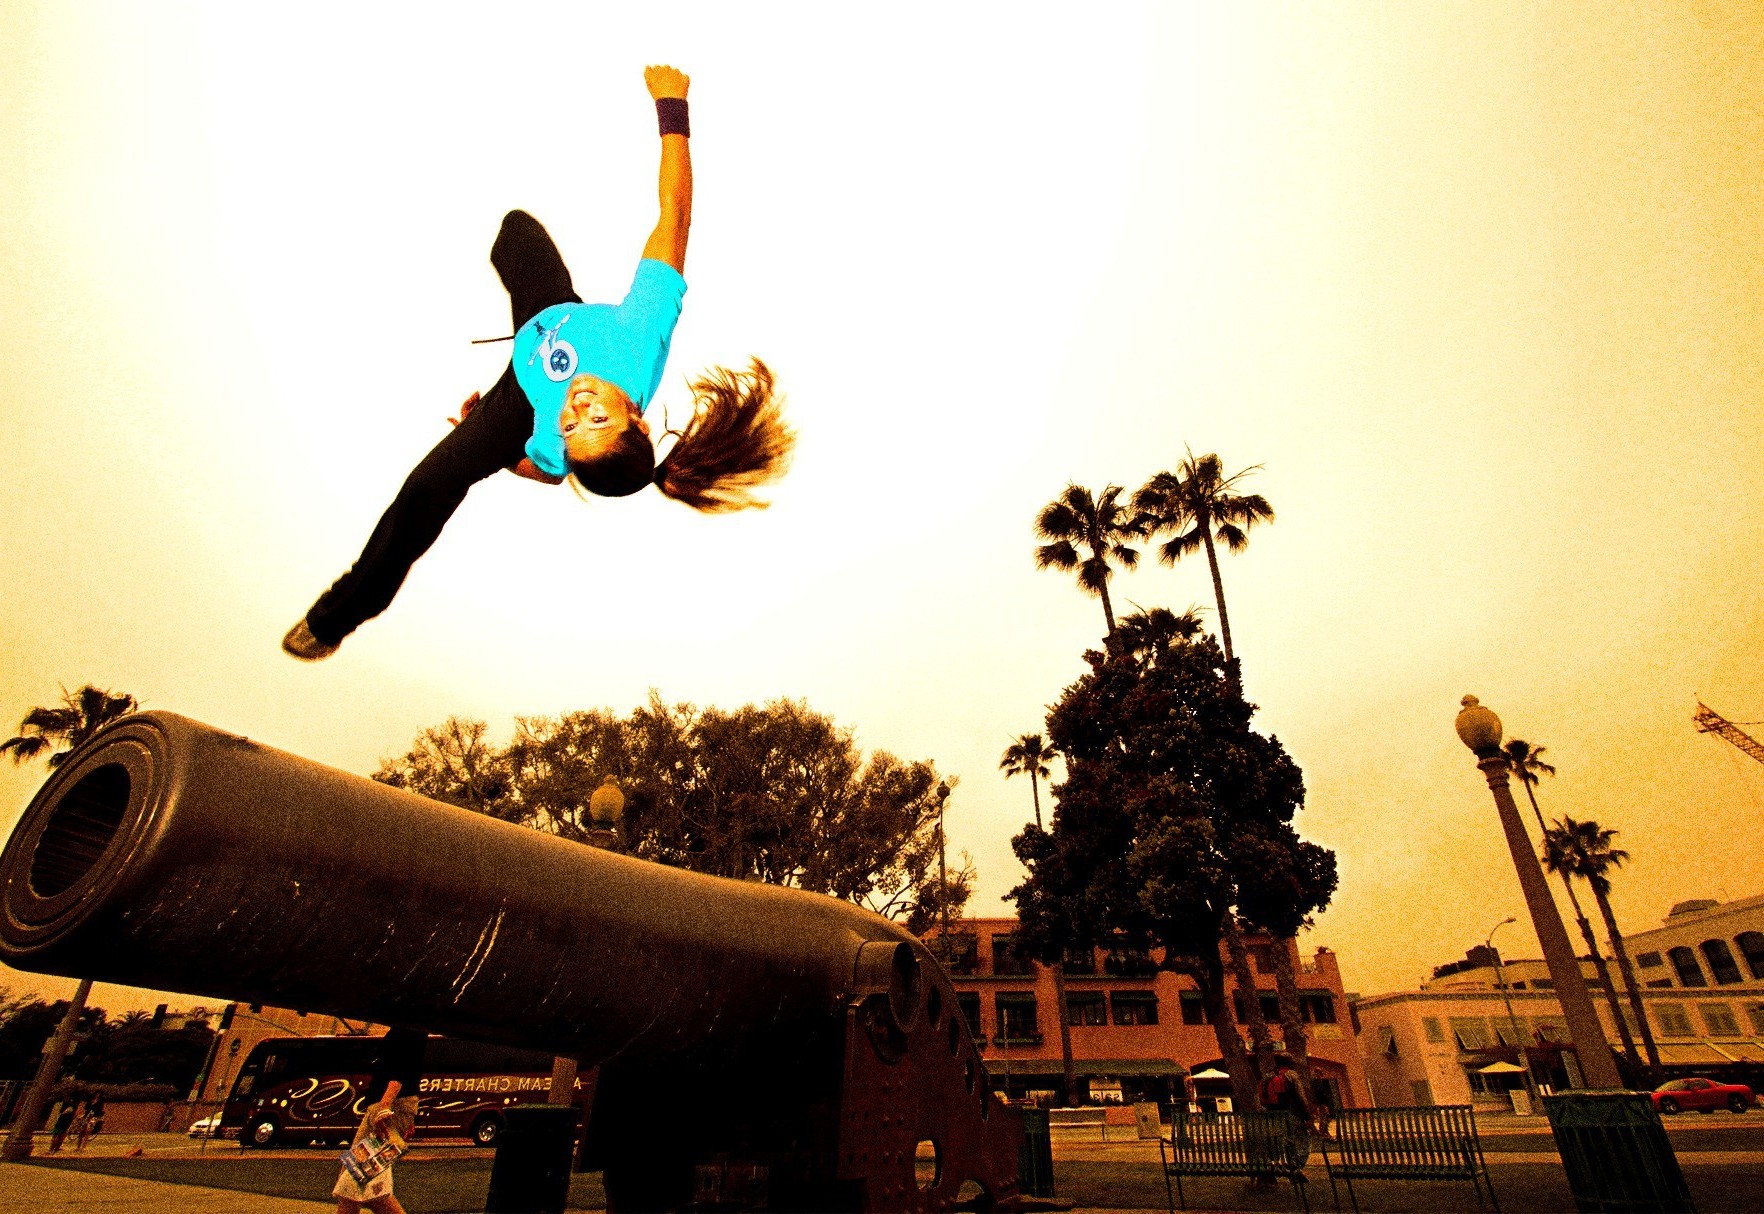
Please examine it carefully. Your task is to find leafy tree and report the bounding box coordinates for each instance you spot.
[74,1018,214,1092]
[999,734,1053,830]
[1505,740,1645,1070]
[1541,816,1658,1068]
[0,996,105,1083]
[2,685,139,769]
[1033,483,1141,637]
[374,716,516,818]
[1009,615,1325,1110]
[1132,451,1273,665]
[378,695,968,927]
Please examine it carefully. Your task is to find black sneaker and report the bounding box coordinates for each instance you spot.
[282,618,340,662]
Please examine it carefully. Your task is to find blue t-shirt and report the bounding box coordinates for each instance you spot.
[511,258,687,477]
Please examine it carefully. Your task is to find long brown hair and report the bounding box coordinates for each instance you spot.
[653,358,793,513]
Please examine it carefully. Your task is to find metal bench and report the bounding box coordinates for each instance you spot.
[1159,1110,1310,1212]
[1320,1105,1499,1213]
[1048,1106,1110,1139]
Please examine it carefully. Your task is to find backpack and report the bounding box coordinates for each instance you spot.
[1259,1071,1288,1107]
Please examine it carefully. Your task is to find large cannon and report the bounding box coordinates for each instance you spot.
[0,712,1021,1211]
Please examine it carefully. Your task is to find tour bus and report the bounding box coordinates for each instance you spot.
[220,1035,579,1148]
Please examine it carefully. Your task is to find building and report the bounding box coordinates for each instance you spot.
[1622,895,1764,991]
[926,916,1370,1109]
[1352,900,1764,1110]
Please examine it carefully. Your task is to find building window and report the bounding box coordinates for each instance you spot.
[1636,951,1664,969]
[1700,940,1744,985]
[1734,932,1764,981]
[1066,992,1107,1027]
[956,992,983,1036]
[1422,1017,1446,1043]
[990,935,1034,977]
[1062,945,1098,976]
[1379,1026,1399,1058]
[995,994,1040,1042]
[1232,990,1282,1024]
[1249,944,1282,972]
[1179,992,1210,1026]
[1111,992,1158,1026]
[943,933,980,976]
[1667,947,1708,988]
[1745,1002,1764,1035]
[1655,1004,1694,1037]
[1533,1020,1565,1043]
[1646,979,1674,988]
[1449,1018,1492,1050]
[1103,947,1158,978]
[1698,1003,1741,1037]
[1301,994,1337,1025]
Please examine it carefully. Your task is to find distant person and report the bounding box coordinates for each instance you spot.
[74,1094,103,1151]
[1259,1055,1313,1164]
[283,63,793,662]
[47,1099,81,1153]
[331,1026,428,1214]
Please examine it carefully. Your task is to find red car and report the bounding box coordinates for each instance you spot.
[1651,1077,1755,1115]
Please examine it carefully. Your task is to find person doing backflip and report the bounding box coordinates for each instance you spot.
[284,64,792,661]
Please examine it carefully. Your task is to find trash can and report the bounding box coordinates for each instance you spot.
[1017,1106,1054,1199]
[484,1105,580,1214]
[1542,1091,1695,1213]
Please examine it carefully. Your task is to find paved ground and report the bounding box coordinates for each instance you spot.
[2,1113,1760,1212]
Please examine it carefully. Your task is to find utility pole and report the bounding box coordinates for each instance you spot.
[1,978,92,1161]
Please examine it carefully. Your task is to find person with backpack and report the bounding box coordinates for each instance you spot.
[1259,1054,1312,1165]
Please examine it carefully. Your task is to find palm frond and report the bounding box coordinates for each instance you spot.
[1035,541,1079,571]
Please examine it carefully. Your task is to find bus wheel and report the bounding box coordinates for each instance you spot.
[470,1114,503,1147]
[243,1115,279,1149]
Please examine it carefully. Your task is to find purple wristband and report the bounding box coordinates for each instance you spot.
[656,97,690,138]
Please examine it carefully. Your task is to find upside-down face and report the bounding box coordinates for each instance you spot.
[560,374,649,463]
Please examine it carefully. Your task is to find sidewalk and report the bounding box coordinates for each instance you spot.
[0,1161,334,1212]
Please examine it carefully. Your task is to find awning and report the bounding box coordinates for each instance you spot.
[983,1058,1183,1078]
[1191,1067,1231,1080]
[1477,1061,1525,1074]
[1656,1043,1733,1065]
[1717,1042,1764,1062]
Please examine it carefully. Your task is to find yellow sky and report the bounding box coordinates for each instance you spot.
[3,2,1762,1016]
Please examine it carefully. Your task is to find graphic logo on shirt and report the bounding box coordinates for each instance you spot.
[529,314,577,382]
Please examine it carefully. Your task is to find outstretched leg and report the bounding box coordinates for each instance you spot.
[292,211,582,652]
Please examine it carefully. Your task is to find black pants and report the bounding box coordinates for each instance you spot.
[306,211,580,646]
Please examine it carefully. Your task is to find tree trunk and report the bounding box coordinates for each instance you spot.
[1190,957,1259,1112]
[1199,523,1234,664]
[1520,783,1639,1069]
[1269,935,1312,1085]
[1575,911,1640,1070]
[1222,918,1276,1082]
[1595,885,1660,1068]
[1098,581,1117,638]
[1051,965,1080,1105]
[1029,772,1042,830]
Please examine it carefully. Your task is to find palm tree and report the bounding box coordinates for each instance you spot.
[999,735,1053,830]
[1112,606,1204,664]
[997,735,1080,1104]
[1033,483,1141,638]
[1132,450,1274,665]
[1,685,140,768]
[1541,816,1660,1069]
[1503,740,1641,1070]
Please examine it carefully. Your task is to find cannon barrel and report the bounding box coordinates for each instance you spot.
[0,713,1020,1211]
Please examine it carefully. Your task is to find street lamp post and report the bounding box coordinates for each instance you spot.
[1455,697,1621,1089]
[548,776,628,1108]
[935,780,950,965]
[1486,917,1536,1099]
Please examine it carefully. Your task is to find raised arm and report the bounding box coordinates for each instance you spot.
[641,64,692,274]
